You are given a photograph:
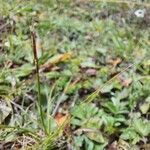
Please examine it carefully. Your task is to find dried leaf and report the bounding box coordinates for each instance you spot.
[68,76,81,90]
[85,69,97,76]
[118,139,130,150]
[118,75,132,87]
[108,141,118,150]
[41,52,72,70]
[141,144,150,150]
[107,58,122,68]
[122,78,132,87]
[55,112,70,127]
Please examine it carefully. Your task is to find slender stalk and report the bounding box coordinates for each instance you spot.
[83,63,134,103]
[46,84,55,134]
[31,31,47,134]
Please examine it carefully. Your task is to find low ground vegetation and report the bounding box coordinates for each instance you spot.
[0,0,150,149]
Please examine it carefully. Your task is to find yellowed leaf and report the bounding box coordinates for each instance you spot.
[41,52,72,70]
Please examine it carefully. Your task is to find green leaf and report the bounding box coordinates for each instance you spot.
[121,128,141,144]
[104,102,118,114]
[74,135,85,147]
[71,118,82,126]
[103,97,128,115]
[146,96,150,103]
[140,102,150,114]
[86,131,105,143]
[84,117,102,129]
[101,84,113,93]
[81,58,98,68]
[117,88,130,100]
[14,64,34,78]
[94,143,108,150]
[85,136,94,150]
[140,97,150,114]
[71,103,98,120]
[133,118,150,137]
[96,48,107,55]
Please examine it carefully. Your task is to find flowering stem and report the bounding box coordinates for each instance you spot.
[32,31,47,134]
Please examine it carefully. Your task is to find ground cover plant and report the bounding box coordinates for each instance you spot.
[0,0,150,149]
